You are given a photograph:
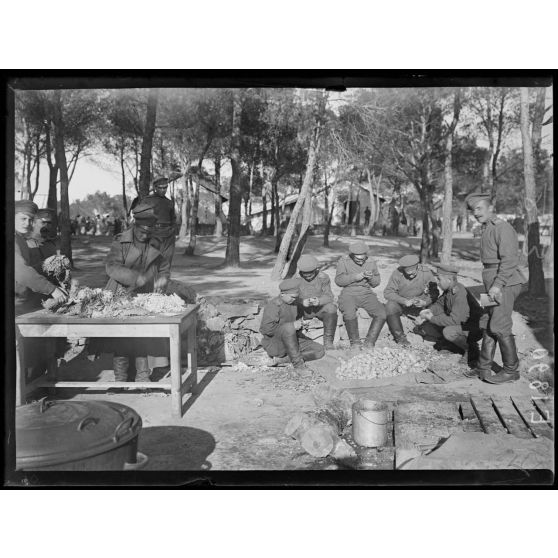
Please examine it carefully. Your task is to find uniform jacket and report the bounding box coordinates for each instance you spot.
[259,296,302,350]
[429,282,470,327]
[27,236,61,270]
[384,264,438,305]
[143,194,176,237]
[297,272,334,306]
[14,233,56,304]
[335,255,381,294]
[104,228,171,294]
[480,216,525,288]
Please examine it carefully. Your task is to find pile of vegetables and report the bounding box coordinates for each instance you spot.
[336,346,427,380]
[42,254,72,291]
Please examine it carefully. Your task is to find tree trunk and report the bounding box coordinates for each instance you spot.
[271,123,322,279]
[138,88,158,198]
[323,171,330,248]
[273,177,281,253]
[366,168,377,235]
[285,184,313,278]
[418,188,431,262]
[184,177,200,255]
[45,123,59,211]
[52,91,73,266]
[120,142,128,215]
[519,87,546,295]
[213,155,223,238]
[224,90,243,267]
[262,191,268,234]
[31,131,41,201]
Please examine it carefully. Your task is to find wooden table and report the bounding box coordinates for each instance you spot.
[15,306,198,418]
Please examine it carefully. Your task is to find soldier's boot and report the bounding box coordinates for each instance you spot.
[465,330,496,379]
[134,357,152,383]
[386,313,411,346]
[344,318,362,355]
[282,328,312,378]
[363,317,386,350]
[113,356,129,382]
[483,335,520,384]
[322,313,338,351]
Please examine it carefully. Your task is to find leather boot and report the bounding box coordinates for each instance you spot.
[113,356,129,382]
[322,313,337,350]
[134,357,151,383]
[386,313,410,346]
[281,327,305,368]
[484,335,520,384]
[465,330,496,379]
[344,318,361,348]
[363,317,386,349]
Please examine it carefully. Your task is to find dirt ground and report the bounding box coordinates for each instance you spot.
[34,231,554,471]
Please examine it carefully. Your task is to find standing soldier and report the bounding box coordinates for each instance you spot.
[139,177,177,266]
[296,254,338,350]
[335,241,386,351]
[464,193,526,383]
[416,263,481,365]
[259,278,325,377]
[383,254,439,346]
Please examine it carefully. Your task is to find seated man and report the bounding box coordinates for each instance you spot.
[259,278,325,377]
[27,207,61,264]
[296,254,338,350]
[415,263,480,365]
[384,254,438,346]
[335,241,386,351]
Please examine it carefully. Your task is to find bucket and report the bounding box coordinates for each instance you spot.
[352,399,388,447]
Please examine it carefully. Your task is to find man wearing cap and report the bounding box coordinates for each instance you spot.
[335,241,386,350]
[416,263,480,363]
[464,193,526,384]
[27,208,61,265]
[296,255,338,350]
[259,278,325,376]
[136,177,177,266]
[383,254,439,346]
[100,202,171,383]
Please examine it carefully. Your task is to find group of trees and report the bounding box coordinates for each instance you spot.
[15,84,552,291]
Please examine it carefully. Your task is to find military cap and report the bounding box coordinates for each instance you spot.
[399,254,420,268]
[36,208,55,220]
[298,254,319,272]
[152,176,169,188]
[434,263,459,276]
[15,199,38,217]
[349,241,369,255]
[279,278,300,294]
[132,202,157,225]
[465,192,492,210]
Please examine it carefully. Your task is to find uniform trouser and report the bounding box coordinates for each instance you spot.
[262,323,325,362]
[301,303,338,321]
[420,321,482,351]
[338,290,387,321]
[479,273,522,337]
[385,300,422,318]
[151,233,176,266]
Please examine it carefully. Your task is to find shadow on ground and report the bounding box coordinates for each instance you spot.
[139,426,216,470]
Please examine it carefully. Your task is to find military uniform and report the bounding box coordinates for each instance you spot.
[140,191,177,265]
[259,279,325,369]
[335,241,386,349]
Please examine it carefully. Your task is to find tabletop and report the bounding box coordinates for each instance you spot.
[15,304,199,325]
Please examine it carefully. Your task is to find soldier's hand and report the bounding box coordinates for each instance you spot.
[154,277,168,294]
[135,274,148,288]
[413,298,427,308]
[302,298,312,308]
[488,285,503,304]
[51,287,68,304]
[310,297,320,306]
[354,272,365,281]
[420,309,433,321]
[404,299,414,307]
[294,319,303,331]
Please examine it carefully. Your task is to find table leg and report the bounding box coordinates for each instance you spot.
[187,319,198,394]
[169,324,182,418]
[15,330,25,407]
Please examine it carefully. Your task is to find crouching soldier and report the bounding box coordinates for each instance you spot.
[259,278,325,377]
[384,254,438,346]
[415,263,480,364]
[297,254,338,350]
[335,241,386,351]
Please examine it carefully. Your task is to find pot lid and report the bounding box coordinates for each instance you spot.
[16,399,142,468]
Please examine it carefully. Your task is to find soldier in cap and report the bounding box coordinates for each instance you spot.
[27,208,61,266]
[463,193,526,383]
[100,202,171,383]
[383,254,439,346]
[296,254,338,350]
[132,176,177,266]
[416,263,481,364]
[259,278,325,377]
[335,240,386,351]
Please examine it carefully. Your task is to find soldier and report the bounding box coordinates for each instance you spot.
[463,193,526,383]
[100,202,171,383]
[335,240,386,350]
[416,263,481,364]
[384,254,439,346]
[27,208,61,265]
[296,254,338,350]
[137,177,177,266]
[259,278,325,377]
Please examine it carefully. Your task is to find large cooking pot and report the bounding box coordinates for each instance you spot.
[16,399,143,471]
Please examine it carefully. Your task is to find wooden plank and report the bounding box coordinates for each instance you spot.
[29,381,171,389]
[169,324,183,418]
[18,323,172,338]
[457,401,484,432]
[490,397,533,439]
[186,320,198,394]
[470,397,507,435]
[532,397,554,426]
[510,397,554,440]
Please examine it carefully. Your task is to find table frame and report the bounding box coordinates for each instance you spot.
[15,306,198,418]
